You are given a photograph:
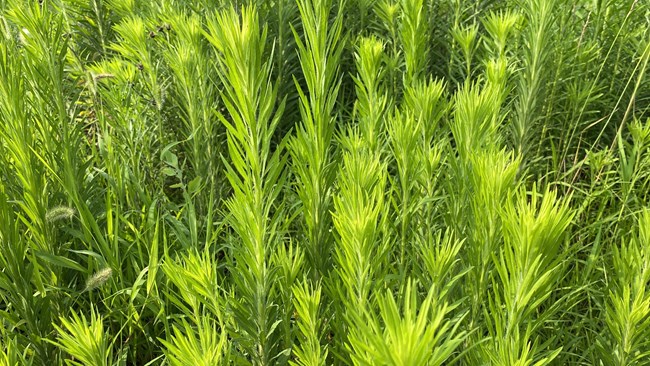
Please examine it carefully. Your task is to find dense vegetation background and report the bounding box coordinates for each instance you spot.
[0,0,649,364]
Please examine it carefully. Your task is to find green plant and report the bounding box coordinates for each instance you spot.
[1,0,649,364]
[51,307,114,366]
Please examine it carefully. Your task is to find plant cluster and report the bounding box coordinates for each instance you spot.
[0,0,649,364]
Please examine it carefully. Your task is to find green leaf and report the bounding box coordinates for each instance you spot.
[34,251,86,273]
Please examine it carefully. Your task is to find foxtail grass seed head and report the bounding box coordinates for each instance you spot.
[18,28,31,45]
[84,268,113,292]
[45,206,76,223]
[93,73,115,81]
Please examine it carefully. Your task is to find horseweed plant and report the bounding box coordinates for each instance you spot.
[0,0,649,365]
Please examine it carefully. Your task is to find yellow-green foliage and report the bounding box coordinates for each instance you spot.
[0,0,649,365]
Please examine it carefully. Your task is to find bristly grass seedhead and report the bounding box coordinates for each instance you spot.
[92,73,115,81]
[84,267,113,292]
[45,205,76,223]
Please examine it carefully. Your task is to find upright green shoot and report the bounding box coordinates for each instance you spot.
[206,6,287,364]
[290,0,346,279]
[511,0,557,163]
